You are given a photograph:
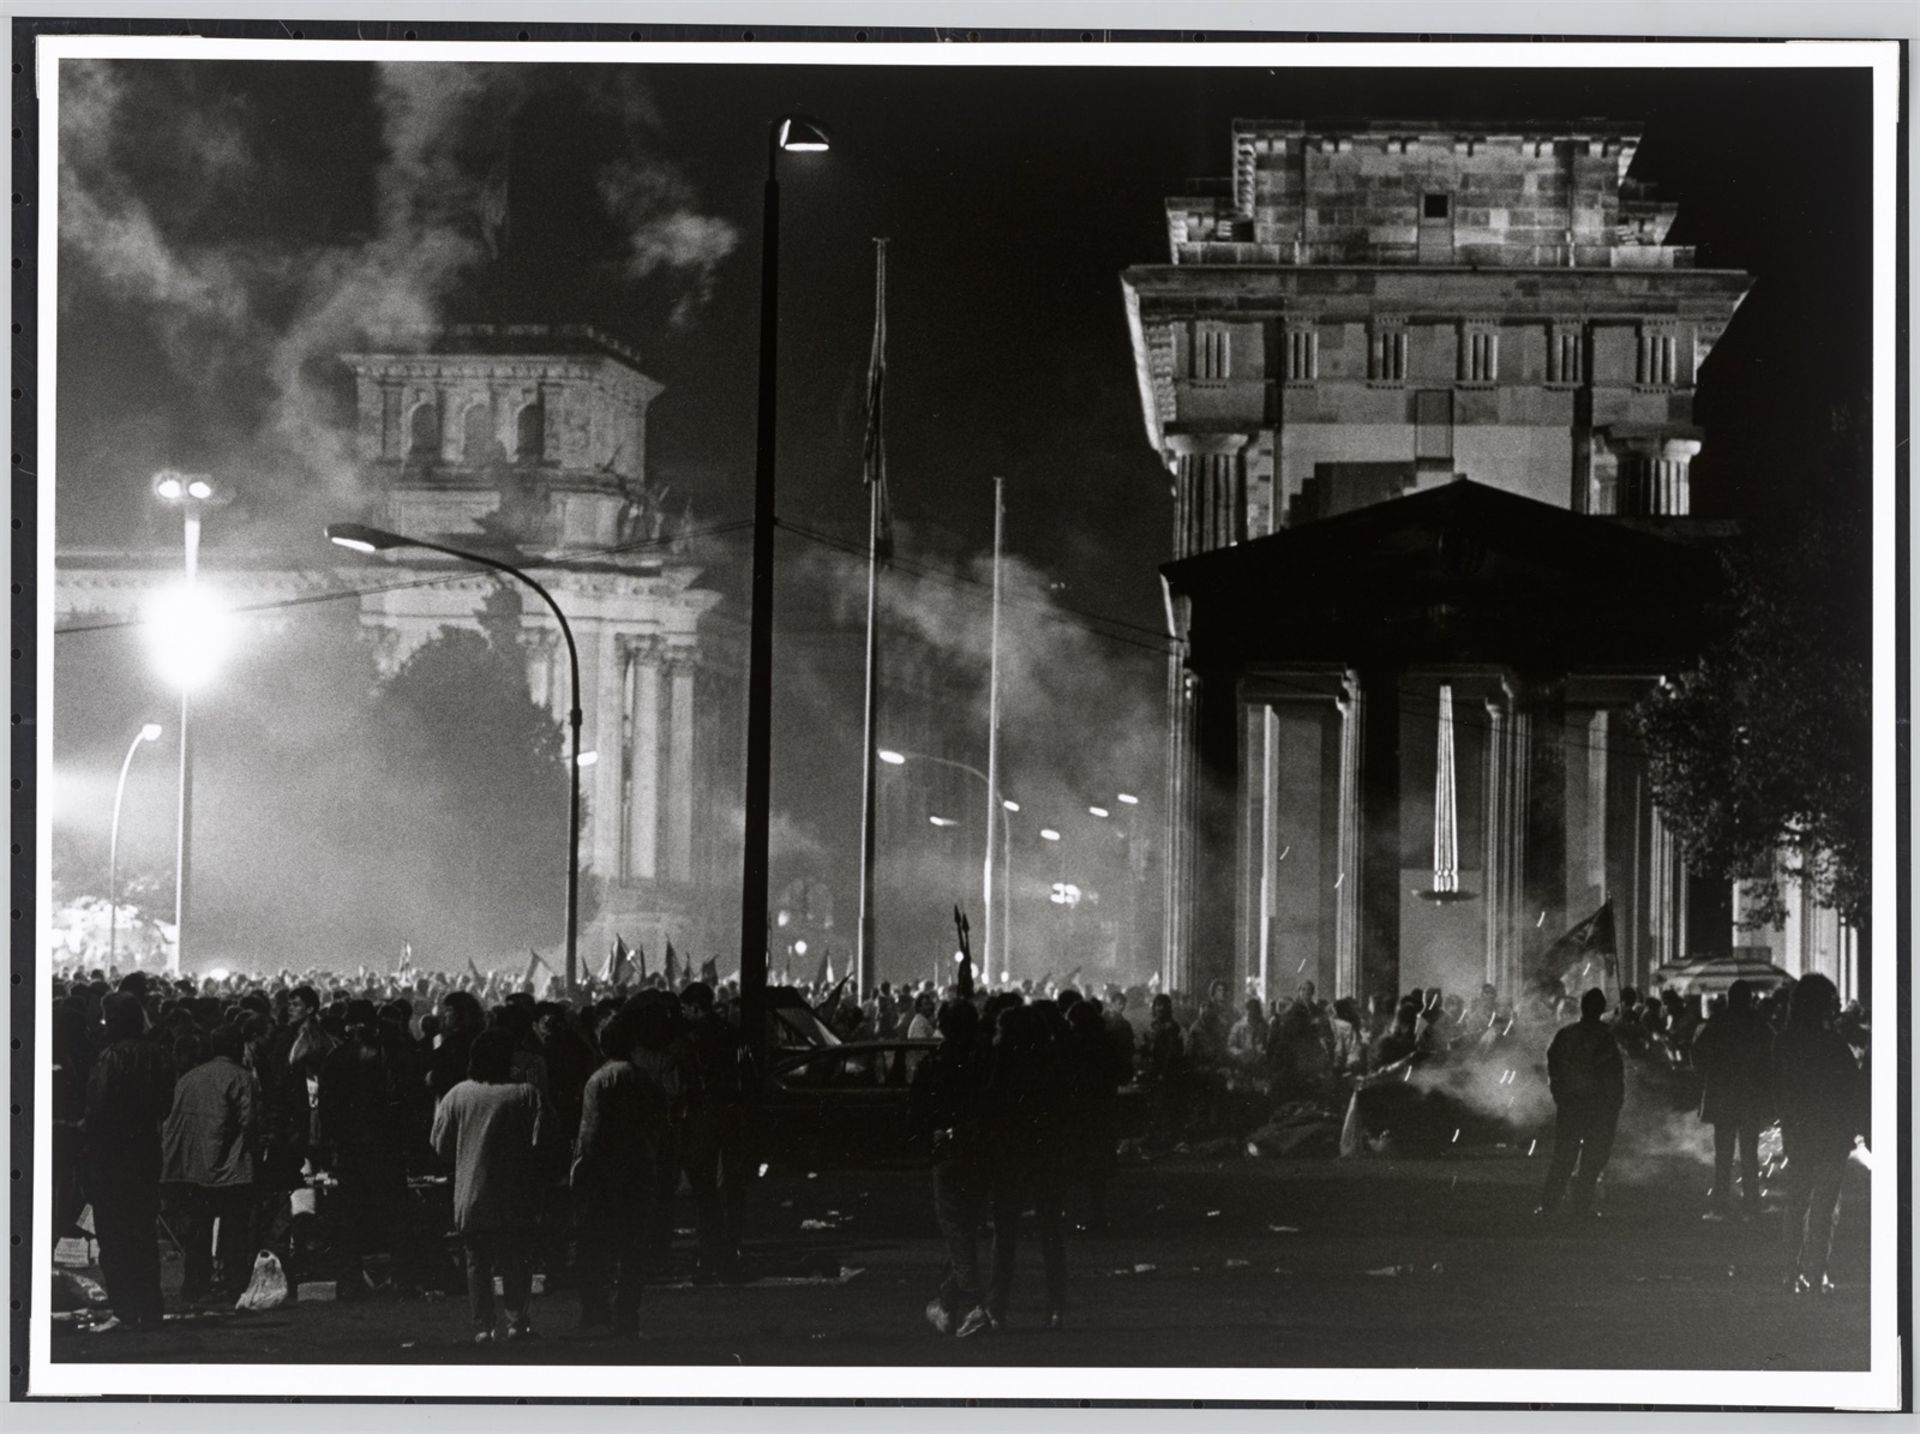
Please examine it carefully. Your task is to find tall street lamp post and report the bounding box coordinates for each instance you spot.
[740,115,831,1077]
[149,471,226,976]
[107,722,163,969]
[326,522,584,996]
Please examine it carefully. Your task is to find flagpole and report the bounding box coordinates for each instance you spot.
[856,237,889,1003]
[982,476,1004,984]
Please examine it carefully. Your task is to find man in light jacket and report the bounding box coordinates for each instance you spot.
[161,1024,261,1303]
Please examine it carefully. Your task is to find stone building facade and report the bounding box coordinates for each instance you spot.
[55,324,739,967]
[1123,121,1756,1002]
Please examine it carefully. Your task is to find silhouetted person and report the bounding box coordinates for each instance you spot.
[160,1024,261,1303]
[679,981,748,1280]
[1140,993,1186,1143]
[316,1000,411,1298]
[965,1003,1069,1336]
[1535,988,1625,1219]
[1065,999,1122,1232]
[909,998,989,1334]
[572,1008,671,1338]
[1690,979,1773,1222]
[1772,973,1863,1295]
[83,993,176,1331]
[432,1029,544,1342]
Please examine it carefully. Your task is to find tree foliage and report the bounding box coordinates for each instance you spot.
[1629,437,1872,929]
[371,583,591,958]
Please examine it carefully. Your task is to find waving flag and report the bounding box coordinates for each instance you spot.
[1533,900,1617,992]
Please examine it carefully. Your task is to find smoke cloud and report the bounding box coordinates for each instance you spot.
[57,59,738,529]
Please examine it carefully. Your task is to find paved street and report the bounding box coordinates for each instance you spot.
[50,1147,1870,1372]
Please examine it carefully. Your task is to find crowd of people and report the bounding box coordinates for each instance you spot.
[46,953,1871,1345]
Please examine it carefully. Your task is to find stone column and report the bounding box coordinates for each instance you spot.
[1187,661,1242,1000]
[1333,673,1363,999]
[1161,598,1199,992]
[1615,437,1702,517]
[1356,669,1400,1001]
[627,643,662,883]
[1164,433,1250,559]
[590,623,623,885]
[667,660,696,882]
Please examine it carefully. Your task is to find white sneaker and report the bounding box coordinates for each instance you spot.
[924,1300,952,1335]
[954,1307,996,1340]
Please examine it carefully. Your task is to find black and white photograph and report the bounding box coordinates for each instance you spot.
[14,19,1904,1412]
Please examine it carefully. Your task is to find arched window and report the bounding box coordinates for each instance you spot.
[463,401,496,465]
[407,400,441,462]
[516,400,545,463]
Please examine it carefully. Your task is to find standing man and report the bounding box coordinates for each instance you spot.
[572,1008,671,1338]
[679,981,748,1281]
[83,993,177,1331]
[160,1024,261,1304]
[1772,973,1864,1294]
[909,998,990,1333]
[316,1000,410,1299]
[1534,988,1626,1220]
[1690,979,1774,1222]
[431,1029,545,1343]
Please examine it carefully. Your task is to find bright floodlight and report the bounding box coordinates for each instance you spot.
[143,580,234,692]
[793,939,808,956]
[205,967,230,982]
[877,749,907,766]
[1089,805,1110,819]
[1040,828,1060,842]
[186,479,214,501]
[139,723,163,743]
[778,115,832,152]
[929,815,957,828]
[325,521,408,554]
[1117,792,1139,805]
[1002,799,1020,813]
[576,750,600,768]
[152,473,185,501]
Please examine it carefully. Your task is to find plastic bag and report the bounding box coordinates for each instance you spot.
[235,1250,289,1311]
[75,1203,96,1236]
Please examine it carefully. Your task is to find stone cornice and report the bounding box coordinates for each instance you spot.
[1122,264,1752,324]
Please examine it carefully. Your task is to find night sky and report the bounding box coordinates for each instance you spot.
[50,53,1877,973]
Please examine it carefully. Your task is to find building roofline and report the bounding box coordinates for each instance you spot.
[338,323,653,374]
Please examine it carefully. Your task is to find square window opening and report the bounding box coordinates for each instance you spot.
[1423,192,1451,221]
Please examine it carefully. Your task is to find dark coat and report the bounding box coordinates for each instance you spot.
[1771,1026,1863,1163]
[1545,1017,1625,1109]
[1691,1011,1773,1126]
[907,1039,986,1163]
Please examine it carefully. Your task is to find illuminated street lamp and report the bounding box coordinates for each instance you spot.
[149,471,229,976]
[740,113,833,1074]
[1116,792,1139,806]
[875,748,1020,977]
[928,815,959,828]
[327,521,585,996]
[107,722,163,968]
[1089,805,1110,819]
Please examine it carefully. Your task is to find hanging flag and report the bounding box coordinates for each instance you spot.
[524,949,548,989]
[863,238,895,562]
[636,943,649,983]
[608,934,633,986]
[812,946,831,990]
[467,956,484,983]
[664,942,680,990]
[1533,900,1617,990]
[1064,966,1082,989]
[700,957,720,987]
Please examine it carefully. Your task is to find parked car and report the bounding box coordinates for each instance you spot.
[756,1040,938,1170]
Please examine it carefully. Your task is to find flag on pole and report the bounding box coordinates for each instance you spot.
[636,943,649,983]
[664,942,680,991]
[608,934,633,986]
[863,238,894,562]
[812,946,830,990]
[524,949,549,989]
[1533,899,1617,993]
[953,905,975,1001]
[816,972,853,1019]
[699,957,720,987]
[467,956,483,983]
